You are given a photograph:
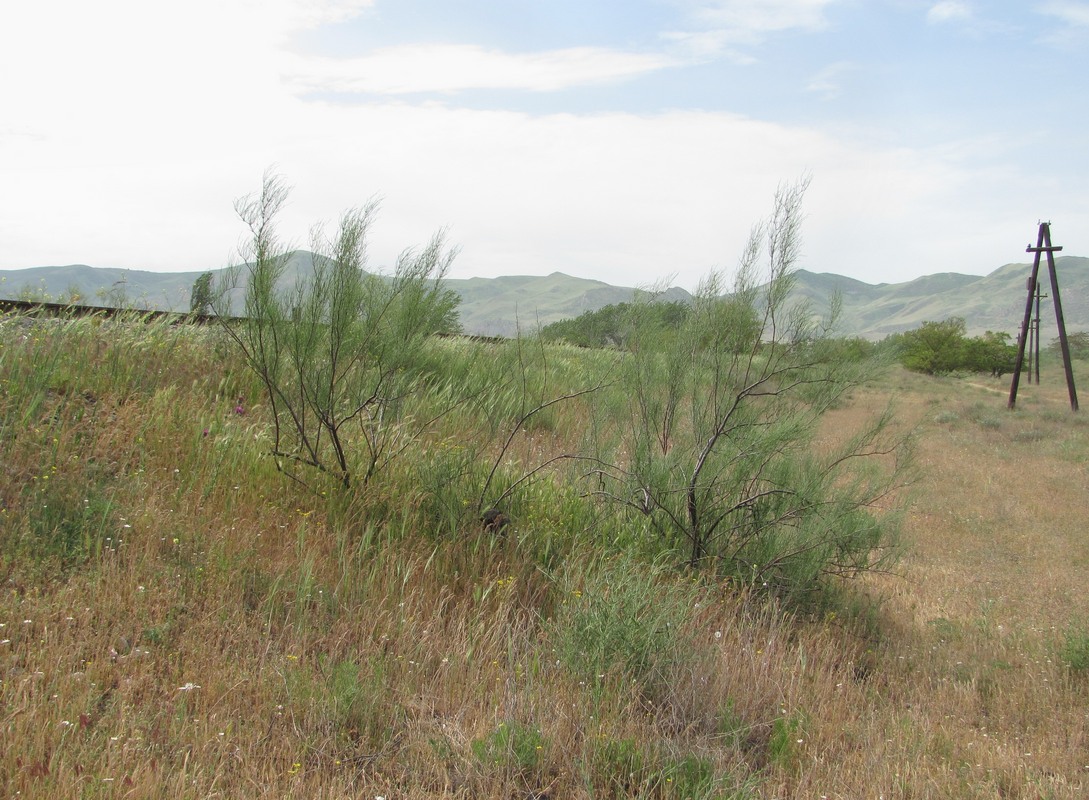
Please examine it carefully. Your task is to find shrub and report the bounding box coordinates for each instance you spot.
[896,320,1016,377]
[587,178,908,605]
[214,172,461,491]
[1050,331,1089,360]
[539,299,692,349]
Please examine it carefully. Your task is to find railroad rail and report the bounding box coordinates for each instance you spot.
[0,298,217,324]
[0,298,506,343]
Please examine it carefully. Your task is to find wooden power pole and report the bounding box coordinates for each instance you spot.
[1008,222,1078,411]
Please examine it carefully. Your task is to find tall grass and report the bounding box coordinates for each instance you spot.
[2,316,1088,797]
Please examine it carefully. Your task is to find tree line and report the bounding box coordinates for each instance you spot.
[543,305,1089,378]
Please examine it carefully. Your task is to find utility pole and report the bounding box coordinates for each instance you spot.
[1008,222,1078,410]
[1025,276,1048,385]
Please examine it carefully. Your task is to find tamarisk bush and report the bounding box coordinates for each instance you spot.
[215,172,460,491]
[589,178,909,603]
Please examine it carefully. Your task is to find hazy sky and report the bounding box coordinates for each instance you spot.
[3,0,1087,290]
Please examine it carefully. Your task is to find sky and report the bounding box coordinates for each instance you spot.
[2,0,1088,291]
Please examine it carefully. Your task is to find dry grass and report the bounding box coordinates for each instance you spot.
[3,318,1089,798]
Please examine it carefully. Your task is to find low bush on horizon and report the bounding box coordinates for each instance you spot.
[887,317,1018,377]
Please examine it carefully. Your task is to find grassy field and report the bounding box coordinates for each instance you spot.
[1,314,1088,798]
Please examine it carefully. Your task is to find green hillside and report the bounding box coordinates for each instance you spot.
[788,256,1089,339]
[3,255,1088,339]
[445,272,692,336]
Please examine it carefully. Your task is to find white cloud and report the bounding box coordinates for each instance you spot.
[664,0,838,58]
[286,44,678,95]
[6,75,1064,290]
[2,0,1087,290]
[280,0,377,28]
[686,0,837,34]
[287,108,1084,288]
[659,30,756,63]
[1037,1,1089,26]
[806,61,856,99]
[926,2,973,24]
[1034,1,1089,46]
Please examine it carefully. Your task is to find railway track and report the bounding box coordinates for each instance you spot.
[0,298,217,324]
[0,298,506,344]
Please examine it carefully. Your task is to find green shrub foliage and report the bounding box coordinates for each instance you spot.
[208,173,904,606]
[586,178,907,602]
[1050,331,1089,360]
[894,318,1017,376]
[539,300,691,349]
[189,271,214,315]
[215,172,461,490]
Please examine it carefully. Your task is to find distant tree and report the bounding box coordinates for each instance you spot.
[896,320,1016,376]
[692,293,761,354]
[898,318,968,374]
[804,335,877,364]
[965,331,1017,377]
[1051,332,1089,360]
[539,300,691,349]
[190,271,214,315]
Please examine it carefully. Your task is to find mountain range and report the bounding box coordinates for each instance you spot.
[2,254,1087,340]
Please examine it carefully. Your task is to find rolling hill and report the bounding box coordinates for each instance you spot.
[2,255,1087,340]
[790,257,1089,339]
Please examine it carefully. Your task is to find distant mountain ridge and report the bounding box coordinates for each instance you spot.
[2,254,1087,340]
[790,257,1089,339]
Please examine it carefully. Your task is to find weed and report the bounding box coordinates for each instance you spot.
[767,711,808,771]
[587,738,649,798]
[9,476,117,577]
[471,721,548,780]
[660,754,720,799]
[1060,628,1089,674]
[1011,427,1047,443]
[549,554,702,701]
